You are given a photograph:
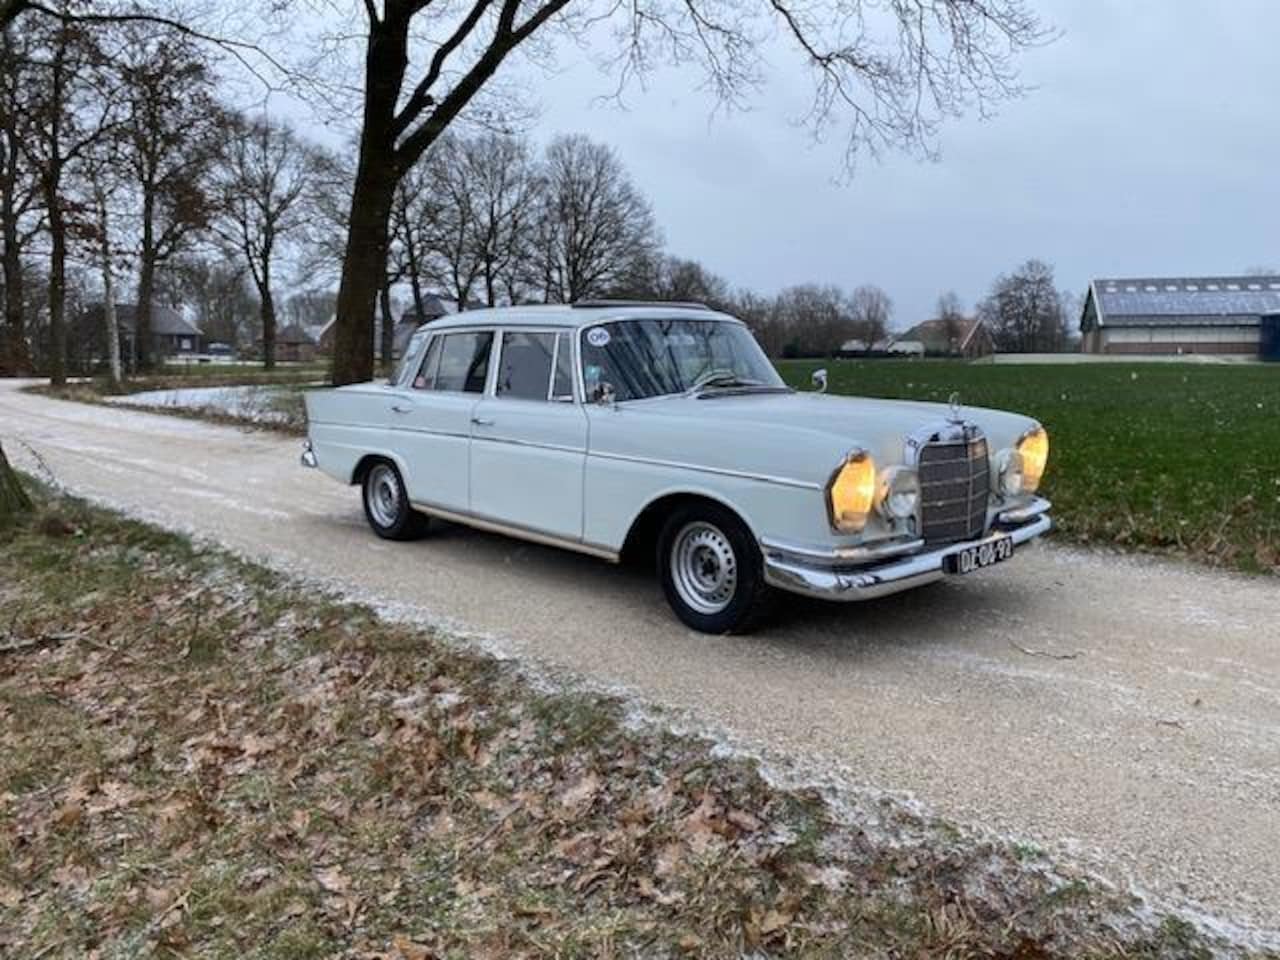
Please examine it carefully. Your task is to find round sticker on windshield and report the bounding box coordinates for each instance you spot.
[586,327,611,347]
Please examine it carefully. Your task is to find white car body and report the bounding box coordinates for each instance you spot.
[303,303,1051,624]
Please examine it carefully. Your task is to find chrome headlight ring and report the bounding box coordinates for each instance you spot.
[876,466,920,521]
[994,448,1025,498]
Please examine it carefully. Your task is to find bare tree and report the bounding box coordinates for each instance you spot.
[420,134,484,310]
[155,254,255,348]
[536,134,659,303]
[978,259,1068,353]
[17,12,115,386]
[116,28,222,370]
[936,290,966,355]
[849,284,891,352]
[215,116,312,369]
[322,0,1047,385]
[462,134,539,306]
[0,28,44,376]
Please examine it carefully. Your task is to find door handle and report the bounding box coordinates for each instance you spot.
[471,417,495,427]
[391,403,413,414]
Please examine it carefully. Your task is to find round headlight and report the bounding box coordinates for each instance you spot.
[1016,426,1049,493]
[828,450,877,532]
[996,449,1025,497]
[877,467,920,520]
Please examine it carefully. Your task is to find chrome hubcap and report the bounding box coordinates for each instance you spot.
[670,521,738,615]
[366,464,403,528]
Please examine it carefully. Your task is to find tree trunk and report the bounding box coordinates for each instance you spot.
[379,278,395,378]
[46,201,67,387]
[135,191,157,372]
[0,439,31,525]
[332,161,396,386]
[95,182,122,388]
[1,143,31,376]
[260,282,276,370]
[0,226,29,376]
[330,17,409,387]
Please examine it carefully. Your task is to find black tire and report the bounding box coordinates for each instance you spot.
[361,460,428,541]
[657,501,776,634]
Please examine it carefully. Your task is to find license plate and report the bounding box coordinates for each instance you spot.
[944,536,1015,575]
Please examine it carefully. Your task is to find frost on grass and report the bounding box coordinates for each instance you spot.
[0,493,1261,959]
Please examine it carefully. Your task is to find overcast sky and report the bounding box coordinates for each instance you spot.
[494,0,1279,329]
[269,0,1279,329]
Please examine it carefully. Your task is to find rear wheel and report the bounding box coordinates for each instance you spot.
[658,502,775,634]
[361,461,428,541]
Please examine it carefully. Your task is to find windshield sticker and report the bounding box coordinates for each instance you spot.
[586,327,611,347]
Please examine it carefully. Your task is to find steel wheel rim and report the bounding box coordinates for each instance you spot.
[670,521,738,615]
[366,464,402,528]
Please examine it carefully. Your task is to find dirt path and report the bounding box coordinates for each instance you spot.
[3,380,1278,935]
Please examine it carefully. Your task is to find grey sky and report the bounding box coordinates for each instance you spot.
[510,0,1280,329]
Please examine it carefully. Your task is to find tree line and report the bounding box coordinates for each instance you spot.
[0,14,911,382]
[2,0,1048,387]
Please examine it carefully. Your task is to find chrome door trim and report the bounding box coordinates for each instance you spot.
[410,500,619,562]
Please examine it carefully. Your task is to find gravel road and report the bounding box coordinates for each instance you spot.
[3,380,1278,936]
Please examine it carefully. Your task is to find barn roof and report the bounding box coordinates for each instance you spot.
[1087,276,1280,329]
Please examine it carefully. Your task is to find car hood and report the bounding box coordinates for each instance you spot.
[600,390,1039,487]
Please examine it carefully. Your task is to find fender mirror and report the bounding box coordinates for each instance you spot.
[811,368,828,394]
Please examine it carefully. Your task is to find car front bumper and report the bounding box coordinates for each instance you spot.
[760,498,1052,602]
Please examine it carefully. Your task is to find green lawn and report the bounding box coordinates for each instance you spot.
[775,359,1280,574]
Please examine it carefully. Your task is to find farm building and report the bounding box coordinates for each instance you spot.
[891,317,994,359]
[1080,275,1280,356]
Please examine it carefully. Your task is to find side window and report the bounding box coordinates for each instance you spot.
[552,332,575,401]
[411,335,442,390]
[433,332,493,393]
[496,331,556,401]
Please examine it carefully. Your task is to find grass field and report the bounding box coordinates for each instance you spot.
[776,360,1280,574]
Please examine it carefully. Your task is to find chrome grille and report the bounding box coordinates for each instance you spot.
[918,434,990,544]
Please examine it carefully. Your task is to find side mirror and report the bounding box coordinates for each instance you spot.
[593,382,618,407]
[811,368,828,394]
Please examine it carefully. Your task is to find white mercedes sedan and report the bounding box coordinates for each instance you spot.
[303,302,1051,633]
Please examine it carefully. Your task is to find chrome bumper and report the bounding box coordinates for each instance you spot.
[761,498,1052,602]
[300,439,318,469]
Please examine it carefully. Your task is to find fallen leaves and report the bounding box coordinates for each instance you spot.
[0,491,1225,960]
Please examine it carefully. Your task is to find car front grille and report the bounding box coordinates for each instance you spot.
[918,434,990,544]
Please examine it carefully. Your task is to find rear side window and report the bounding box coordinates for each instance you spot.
[496,331,557,401]
[432,332,493,393]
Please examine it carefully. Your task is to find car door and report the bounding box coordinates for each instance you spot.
[469,329,588,541]
[391,329,493,512]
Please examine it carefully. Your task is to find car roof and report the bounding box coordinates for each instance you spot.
[418,302,743,333]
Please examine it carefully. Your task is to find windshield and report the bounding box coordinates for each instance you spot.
[579,318,785,402]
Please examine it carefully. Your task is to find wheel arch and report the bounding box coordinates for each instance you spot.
[350,451,411,487]
[620,488,756,567]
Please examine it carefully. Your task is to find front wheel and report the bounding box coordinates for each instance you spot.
[362,461,428,541]
[657,503,776,634]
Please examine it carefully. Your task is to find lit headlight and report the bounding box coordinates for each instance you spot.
[827,450,876,532]
[1016,426,1049,493]
[877,466,920,520]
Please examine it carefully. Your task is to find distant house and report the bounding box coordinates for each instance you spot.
[892,317,993,359]
[267,323,318,363]
[75,303,202,369]
[1081,275,1280,356]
